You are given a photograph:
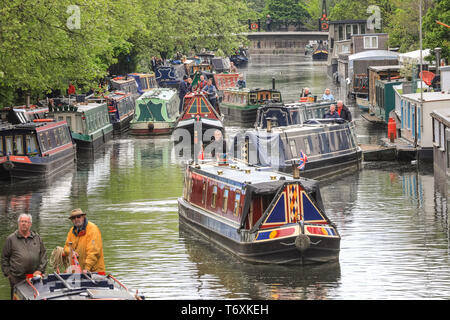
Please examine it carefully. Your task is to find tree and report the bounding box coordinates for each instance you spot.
[265,0,310,21]
[423,0,450,63]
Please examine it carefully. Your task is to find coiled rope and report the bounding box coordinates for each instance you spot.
[50,246,70,272]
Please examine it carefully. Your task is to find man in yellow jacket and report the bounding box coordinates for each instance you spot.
[63,208,105,273]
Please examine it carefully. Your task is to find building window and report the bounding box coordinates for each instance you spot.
[353,24,358,35]
[440,123,445,150]
[346,25,352,40]
[360,24,366,34]
[338,25,344,41]
[364,36,378,49]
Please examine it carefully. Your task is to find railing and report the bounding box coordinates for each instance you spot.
[244,19,311,32]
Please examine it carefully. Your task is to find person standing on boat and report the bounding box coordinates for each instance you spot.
[179,75,190,112]
[195,75,208,91]
[336,100,352,121]
[324,104,340,119]
[236,74,246,89]
[301,87,313,97]
[1,214,47,299]
[67,82,76,96]
[202,78,219,111]
[322,88,335,101]
[230,62,238,73]
[63,208,105,274]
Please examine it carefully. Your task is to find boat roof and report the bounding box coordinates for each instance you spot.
[431,109,450,126]
[368,65,402,72]
[401,91,450,103]
[71,102,106,112]
[194,161,299,185]
[349,50,399,61]
[137,88,177,101]
[105,91,132,100]
[0,120,63,132]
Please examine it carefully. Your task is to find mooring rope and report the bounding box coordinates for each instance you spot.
[50,246,70,272]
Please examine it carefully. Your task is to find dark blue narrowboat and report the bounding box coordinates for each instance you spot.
[127,72,158,95]
[231,116,361,180]
[178,160,341,264]
[0,120,76,180]
[104,91,135,133]
[254,100,335,129]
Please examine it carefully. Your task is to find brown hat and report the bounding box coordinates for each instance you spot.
[69,208,85,219]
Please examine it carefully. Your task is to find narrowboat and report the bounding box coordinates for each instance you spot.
[127,72,158,95]
[109,76,139,98]
[312,41,328,61]
[47,102,113,152]
[178,160,341,264]
[130,88,180,136]
[0,105,48,124]
[13,272,142,300]
[104,91,135,133]
[155,63,186,89]
[254,100,335,129]
[366,65,403,122]
[0,120,76,180]
[232,106,362,180]
[220,88,282,127]
[394,92,450,161]
[173,91,224,154]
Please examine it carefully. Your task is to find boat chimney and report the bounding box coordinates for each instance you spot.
[272,77,276,90]
[292,163,300,179]
[435,48,442,77]
[267,118,272,132]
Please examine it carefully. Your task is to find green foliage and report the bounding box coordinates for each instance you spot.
[423,0,450,63]
[265,0,310,21]
[0,0,250,108]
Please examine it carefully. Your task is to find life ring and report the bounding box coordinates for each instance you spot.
[251,23,258,30]
[294,234,310,252]
[321,23,329,30]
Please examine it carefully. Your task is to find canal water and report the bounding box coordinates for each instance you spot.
[1,55,449,300]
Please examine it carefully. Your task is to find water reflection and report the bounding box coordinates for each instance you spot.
[1,55,449,300]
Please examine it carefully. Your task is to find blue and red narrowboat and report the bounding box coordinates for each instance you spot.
[0,120,76,180]
[104,91,135,133]
[178,160,340,264]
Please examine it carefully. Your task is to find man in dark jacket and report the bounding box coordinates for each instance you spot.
[324,104,340,119]
[178,75,190,112]
[2,214,47,299]
[337,100,352,121]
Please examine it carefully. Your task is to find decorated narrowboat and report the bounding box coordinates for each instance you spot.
[104,91,135,133]
[130,88,180,136]
[154,63,186,89]
[0,105,49,124]
[231,116,362,180]
[178,160,341,264]
[220,88,282,127]
[0,120,76,180]
[173,91,224,155]
[13,272,141,300]
[127,72,158,95]
[47,101,113,152]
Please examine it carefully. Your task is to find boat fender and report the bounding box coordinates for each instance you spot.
[148,123,154,131]
[295,234,310,252]
[3,161,14,171]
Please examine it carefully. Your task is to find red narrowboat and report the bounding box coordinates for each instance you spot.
[178,160,341,264]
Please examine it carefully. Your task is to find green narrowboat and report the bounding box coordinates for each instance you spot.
[130,88,180,136]
[220,88,282,127]
[48,101,113,151]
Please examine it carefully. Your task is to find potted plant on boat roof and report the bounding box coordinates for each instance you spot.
[400,60,414,94]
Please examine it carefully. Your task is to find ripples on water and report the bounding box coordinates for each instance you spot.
[0,55,449,300]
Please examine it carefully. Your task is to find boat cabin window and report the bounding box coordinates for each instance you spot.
[141,78,149,90]
[272,92,281,102]
[211,185,218,208]
[234,190,241,216]
[202,181,207,204]
[25,134,39,155]
[304,138,312,155]
[0,137,3,156]
[289,140,297,157]
[249,93,258,104]
[5,136,13,155]
[14,135,24,155]
[222,189,229,213]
